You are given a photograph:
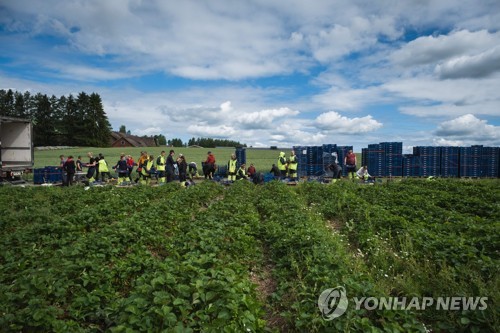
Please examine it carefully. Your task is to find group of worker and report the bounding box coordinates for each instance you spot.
[61,148,371,186]
[226,150,299,183]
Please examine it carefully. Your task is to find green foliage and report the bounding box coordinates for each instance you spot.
[187,137,246,148]
[296,179,499,332]
[0,179,498,332]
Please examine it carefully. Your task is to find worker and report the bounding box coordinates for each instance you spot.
[188,162,198,180]
[277,151,287,179]
[227,153,237,182]
[166,150,176,183]
[344,149,357,180]
[141,155,155,185]
[356,165,373,181]
[135,151,148,183]
[236,164,248,180]
[114,154,129,184]
[247,163,256,178]
[328,152,342,179]
[98,154,111,182]
[204,151,216,179]
[85,152,97,183]
[156,151,166,184]
[287,150,298,181]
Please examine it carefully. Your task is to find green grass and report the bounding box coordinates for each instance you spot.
[34,147,295,174]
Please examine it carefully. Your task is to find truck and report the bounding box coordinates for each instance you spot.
[0,116,34,183]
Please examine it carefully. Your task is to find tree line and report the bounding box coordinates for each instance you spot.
[0,89,112,147]
[186,137,246,148]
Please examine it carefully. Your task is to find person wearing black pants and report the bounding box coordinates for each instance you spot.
[63,156,76,186]
[166,150,176,183]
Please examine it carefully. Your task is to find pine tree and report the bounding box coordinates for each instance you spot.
[89,93,112,147]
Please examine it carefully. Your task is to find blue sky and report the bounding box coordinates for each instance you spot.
[1,0,499,151]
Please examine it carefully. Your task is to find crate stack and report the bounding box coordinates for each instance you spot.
[33,168,47,184]
[361,148,368,168]
[293,144,352,177]
[382,142,403,177]
[321,144,337,176]
[294,146,324,177]
[402,154,419,177]
[481,146,499,178]
[413,146,441,177]
[308,146,324,176]
[33,166,63,184]
[235,147,246,166]
[365,143,386,177]
[440,146,460,177]
[459,145,482,177]
[293,146,308,177]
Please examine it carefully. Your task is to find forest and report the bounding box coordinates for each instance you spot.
[0,89,111,147]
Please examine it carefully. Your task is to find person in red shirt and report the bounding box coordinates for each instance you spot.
[204,151,216,179]
[126,155,136,181]
[247,163,256,178]
[344,150,357,179]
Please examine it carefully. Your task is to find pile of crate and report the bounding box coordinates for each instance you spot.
[33,166,63,184]
[293,144,353,177]
[362,142,403,177]
[401,145,499,178]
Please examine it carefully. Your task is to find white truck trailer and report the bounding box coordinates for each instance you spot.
[0,116,34,182]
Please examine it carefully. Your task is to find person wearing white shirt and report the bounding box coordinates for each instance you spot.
[356,165,372,180]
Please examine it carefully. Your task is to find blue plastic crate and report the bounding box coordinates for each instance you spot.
[235,148,246,166]
[45,166,63,183]
[33,168,47,184]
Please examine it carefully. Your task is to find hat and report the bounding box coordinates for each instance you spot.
[179,153,183,157]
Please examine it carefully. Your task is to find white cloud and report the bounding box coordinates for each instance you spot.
[314,111,382,133]
[432,138,464,147]
[134,126,163,137]
[186,124,236,138]
[391,30,498,67]
[237,107,299,129]
[384,76,500,117]
[435,46,500,79]
[434,114,500,145]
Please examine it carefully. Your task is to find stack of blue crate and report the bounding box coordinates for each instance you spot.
[235,147,246,166]
[33,168,47,184]
[361,148,368,168]
[402,154,420,177]
[460,146,482,177]
[480,146,499,178]
[440,147,460,177]
[367,143,386,177]
[308,146,324,176]
[382,142,403,177]
[293,146,308,177]
[45,166,63,183]
[414,146,440,177]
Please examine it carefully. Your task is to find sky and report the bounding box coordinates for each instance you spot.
[1,0,500,152]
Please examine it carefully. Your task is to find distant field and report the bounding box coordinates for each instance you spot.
[34,147,296,174]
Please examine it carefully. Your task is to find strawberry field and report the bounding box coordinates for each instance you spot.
[0,179,498,332]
